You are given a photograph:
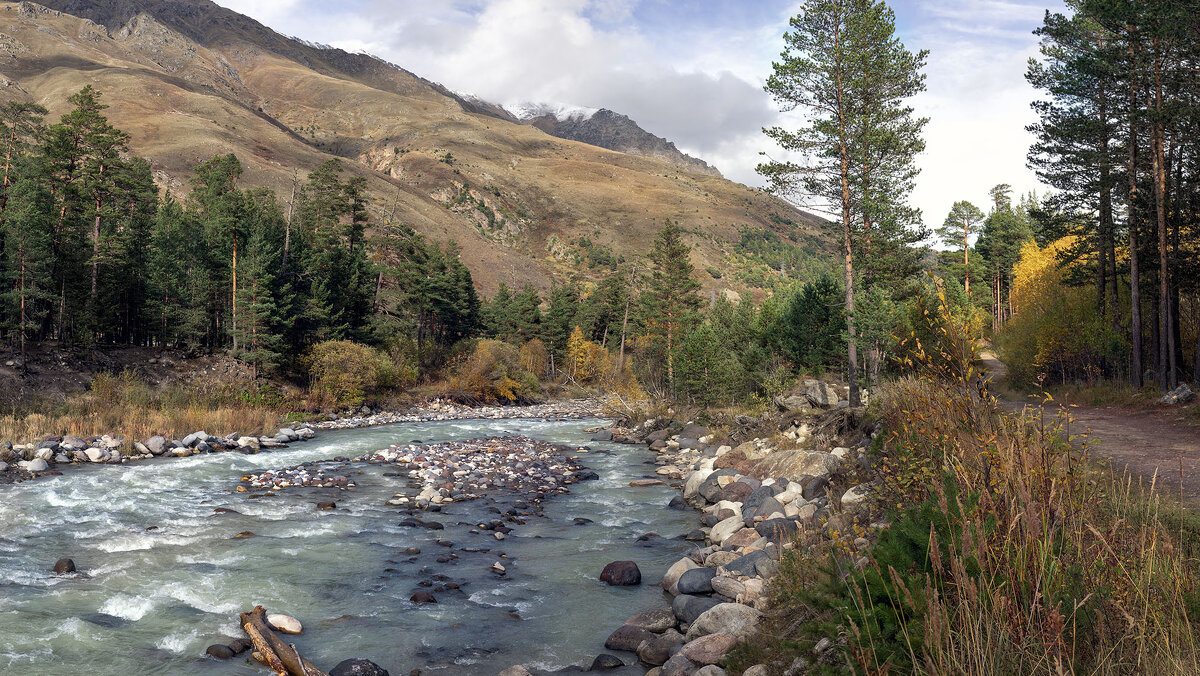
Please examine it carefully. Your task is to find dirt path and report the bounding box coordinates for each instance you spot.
[981,352,1200,503]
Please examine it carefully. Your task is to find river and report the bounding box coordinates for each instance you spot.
[0,417,694,674]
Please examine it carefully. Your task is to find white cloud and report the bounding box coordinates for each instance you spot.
[211,0,1060,234]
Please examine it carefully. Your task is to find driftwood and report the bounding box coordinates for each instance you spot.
[239,606,329,676]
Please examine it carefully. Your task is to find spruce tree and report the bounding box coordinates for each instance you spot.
[645,221,701,392]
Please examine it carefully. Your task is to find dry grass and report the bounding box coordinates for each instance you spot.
[0,372,281,447]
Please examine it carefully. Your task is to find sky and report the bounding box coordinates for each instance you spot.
[213,0,1066,237]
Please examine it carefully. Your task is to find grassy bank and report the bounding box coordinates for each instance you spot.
[0,372,284,446]
[733,374,1200,674]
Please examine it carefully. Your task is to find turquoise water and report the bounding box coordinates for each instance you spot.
[0,418,695,674]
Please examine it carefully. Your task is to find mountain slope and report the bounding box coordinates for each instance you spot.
[0,0,830,296]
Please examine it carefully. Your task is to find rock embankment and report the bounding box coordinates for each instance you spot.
[576,379,880,676]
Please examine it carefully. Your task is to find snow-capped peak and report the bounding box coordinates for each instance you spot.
[503,102,600,122]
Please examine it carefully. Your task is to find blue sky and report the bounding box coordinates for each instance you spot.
[215,0,1065,234]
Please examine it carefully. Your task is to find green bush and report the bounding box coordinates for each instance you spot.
[304,340,415,407]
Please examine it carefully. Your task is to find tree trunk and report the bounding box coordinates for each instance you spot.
[238,606,328,676]
[19,252,26,374]
[1151,40,1171,390]
[962,223,970,297]
[834,20,859,407]
[231,234,238,352]
[1098,38,1114,324]
[1128,28,1143,388]
[618,291,630,372]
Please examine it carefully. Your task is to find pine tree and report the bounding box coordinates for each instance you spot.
[761,0,927,405]
[1,160,55,370]
[645,221,701,392]
[937,201,985,296]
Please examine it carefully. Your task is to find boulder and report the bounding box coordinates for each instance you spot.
[672,594,723,625]
[33,447,54,461]
[724,550,769,577]
[18,458,48,472]
[722,528,763,549]
[605,624,656,652]
[410,590,436,604]
[801,475,830,500]
[600,561,642,586]
[61,436,88,452]
[686,603,763,640]
[667,495,688,510]
[144,436,168,454]
[237,436,261,451]
[330,659,390,676]
[708,515,744,545]
[695,667,728,676]
[805,381,840,408]
[675,567,717,595]
[1159,384,1195,405]
[182,431,206,448]
[589,654,626,670]
[680,424,709,439]
[637,629,685,666]
[625,608,677,633]
[774,393,813,413]
[683,469,714,499]
[743,496,784,521]
[697,469,739,503]
[660,653,698,676]
[756,518,800,543]
[205,644,235,659]
[742,666,770,676]
[266,613,302,635]
[661,557,699,594]
[717,481,754,503]
[710,576,746,599]
[0,462,7,472]
[85,448,106,463]
[498,667,533,676]
[681,633,738,665]
[52,558,76,574]
[841,484,872,506]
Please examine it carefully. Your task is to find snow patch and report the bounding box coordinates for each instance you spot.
[503,101,599,122]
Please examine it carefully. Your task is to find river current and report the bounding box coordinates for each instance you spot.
[0,417,695,674]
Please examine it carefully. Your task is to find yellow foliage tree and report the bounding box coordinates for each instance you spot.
[1000,237,1121,386]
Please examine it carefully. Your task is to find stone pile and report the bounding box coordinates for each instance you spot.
[311,399,604,430]
[0,426,317,482]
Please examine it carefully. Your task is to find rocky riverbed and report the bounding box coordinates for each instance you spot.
[311,399,605,430]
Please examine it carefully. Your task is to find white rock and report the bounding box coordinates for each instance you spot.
[706,500,743,519]
[686,603,763,640]
[17,459,48,472]
[85,448,106,463]
[714,445,732,458]
[841,484,872,506]
[266,613,302,635]
[34,447,54,461]
[0,462,7,471]
[683,468,714,500]
[831,447,851,461]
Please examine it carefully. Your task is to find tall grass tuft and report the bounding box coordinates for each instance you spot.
[0,371,281,446]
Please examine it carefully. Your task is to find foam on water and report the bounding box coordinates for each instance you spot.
[98,594,156,621]
[155,628,200,653]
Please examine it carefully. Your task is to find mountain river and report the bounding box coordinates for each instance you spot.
[0,417,694,674]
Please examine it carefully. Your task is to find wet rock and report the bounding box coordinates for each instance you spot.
[605,624,656,652]
[660,652,698,676]
[589,653,626,670]
[317,501,337,510]
[576,469,600,481]
[498,667,533,676]
[330,658,391,676]
[52,558,75,574]
[600,561,641,586]
[410,591,437,604]
[229,638,253,655]
[667,495,688,510]
[675,568,717,595]
[205,644,235,659]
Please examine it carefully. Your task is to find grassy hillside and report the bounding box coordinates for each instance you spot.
[0,0,831,296]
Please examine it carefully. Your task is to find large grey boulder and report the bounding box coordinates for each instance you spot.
[672,594,723,625]
[709,515,745,545]
[143,436,168,454]
[805,380,840,408]
[686,603,763,640]
[1159,384,1195,405]
[18,458,48,472]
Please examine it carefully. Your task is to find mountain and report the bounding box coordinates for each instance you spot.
[0,0,830,295]
[507,104,722,178]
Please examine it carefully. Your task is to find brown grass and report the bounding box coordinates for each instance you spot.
[0,372,281,448]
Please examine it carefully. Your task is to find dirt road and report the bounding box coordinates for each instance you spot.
[981,352,1200,503]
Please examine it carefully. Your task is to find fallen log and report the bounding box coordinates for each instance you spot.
[239,606,329,676]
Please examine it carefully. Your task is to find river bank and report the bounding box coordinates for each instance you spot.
[0,398,604,485]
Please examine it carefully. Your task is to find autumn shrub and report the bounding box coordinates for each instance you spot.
[443,339,540,403]
[520,338,548,379]
[304,340,411,407]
